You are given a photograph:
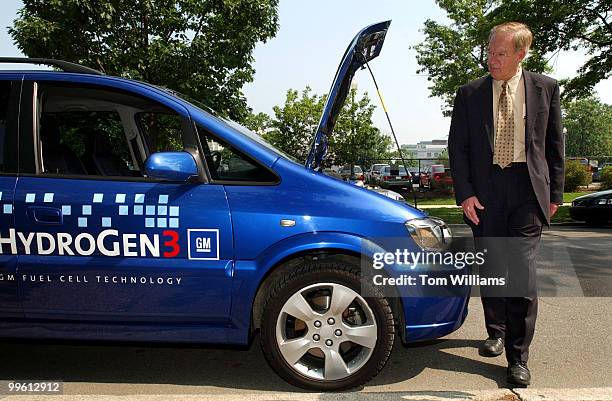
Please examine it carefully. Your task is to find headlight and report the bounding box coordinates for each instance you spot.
[405,217,452,250]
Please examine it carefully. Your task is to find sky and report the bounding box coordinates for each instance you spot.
[1,0,610,145]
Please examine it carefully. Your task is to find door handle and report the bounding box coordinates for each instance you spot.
[28,206,63,225]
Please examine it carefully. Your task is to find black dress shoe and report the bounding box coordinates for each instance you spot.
[507,361,531,387]
[479,337,504,357]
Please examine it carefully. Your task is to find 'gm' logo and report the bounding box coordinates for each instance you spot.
[188,229,219,260]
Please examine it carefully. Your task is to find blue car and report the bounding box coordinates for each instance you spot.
[0,21,468,390]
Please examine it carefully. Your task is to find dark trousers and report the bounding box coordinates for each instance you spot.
[471,163,543,363]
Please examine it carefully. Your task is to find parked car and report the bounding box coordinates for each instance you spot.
[592,162,612,182]
[339,165,364,182]
[322,168,343,180]
[570,189,612,226]
[377,165,413,190]
[365,163,388,183]
[567,157,596,174]
[429,165,453,191]
[0,21,469,391]
[406,167,427,185]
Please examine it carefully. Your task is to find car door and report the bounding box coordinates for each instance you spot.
[0,77,21,318]
[14,77,233,323]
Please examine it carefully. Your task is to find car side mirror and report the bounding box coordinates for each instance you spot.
[144,152,199,182]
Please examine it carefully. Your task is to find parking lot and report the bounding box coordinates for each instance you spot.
[0,225,610,400]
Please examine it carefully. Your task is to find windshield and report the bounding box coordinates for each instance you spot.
[221,118,298,163]
[156,86,298,163]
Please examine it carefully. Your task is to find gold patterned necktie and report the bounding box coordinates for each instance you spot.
[493,81,514,168]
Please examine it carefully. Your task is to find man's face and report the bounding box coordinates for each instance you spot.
[487,32,525,81]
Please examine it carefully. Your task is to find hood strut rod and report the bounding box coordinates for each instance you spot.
[361,54,419,209]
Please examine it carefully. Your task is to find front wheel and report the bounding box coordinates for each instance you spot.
[260,262,395,391]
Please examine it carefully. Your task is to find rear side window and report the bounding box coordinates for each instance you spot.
[197,124,277,183]
[0,81,17,173]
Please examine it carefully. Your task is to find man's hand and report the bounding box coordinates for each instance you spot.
[549,203,559,218]
[461,196,485,225]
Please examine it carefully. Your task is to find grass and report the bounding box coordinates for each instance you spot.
[424,206,573,225]
[408,192,590,206]
[412,196,456,205]
[563,192,590,203]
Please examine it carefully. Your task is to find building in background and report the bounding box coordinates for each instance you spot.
[400,139,448,169]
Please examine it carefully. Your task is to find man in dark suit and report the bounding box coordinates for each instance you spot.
[448,22,564,386]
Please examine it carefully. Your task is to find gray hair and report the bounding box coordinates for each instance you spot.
[489,22,533,52]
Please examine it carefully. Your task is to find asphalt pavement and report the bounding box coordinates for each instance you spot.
[0,225,610,400]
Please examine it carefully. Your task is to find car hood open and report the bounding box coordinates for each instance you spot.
[305,20,391,170]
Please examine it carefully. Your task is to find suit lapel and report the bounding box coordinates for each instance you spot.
[478,75,494,152]
[524,70,542,151]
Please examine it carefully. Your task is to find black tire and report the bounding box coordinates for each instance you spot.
[260,261,395,391]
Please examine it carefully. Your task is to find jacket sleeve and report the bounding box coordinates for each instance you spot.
[448,87,475,205]
[545,83,565,204]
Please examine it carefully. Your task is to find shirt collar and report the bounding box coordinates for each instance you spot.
[493,66,522,89]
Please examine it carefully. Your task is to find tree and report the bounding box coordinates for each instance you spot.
[332,88,393,167]
[265,87,326,163]
[414,0,610,116]
[436,149,449,165]
[265,87,393,165]
[243,111,272,134]
[493,0,612,100]
[9,0,279,121]
[563,97,612,157]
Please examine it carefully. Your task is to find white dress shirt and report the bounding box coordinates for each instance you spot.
[492,67,526,163]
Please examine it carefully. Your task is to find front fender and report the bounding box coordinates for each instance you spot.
[228,231,391,343]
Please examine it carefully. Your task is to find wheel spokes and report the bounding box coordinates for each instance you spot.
[328,284,357,316]
[323,347,351,380]
[343,323,377,349]
[281,292,319,322]
[275,282,380,383]
[278,337,313,365]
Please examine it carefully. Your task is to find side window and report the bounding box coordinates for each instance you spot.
[0,81,17,173]
[197,125,277,183]
[37,84,186,178]
[40,110,135,176]
[136,112,183,153]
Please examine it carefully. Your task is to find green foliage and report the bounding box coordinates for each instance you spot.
[264,87,393,165]
[331,89,393,167]
[413,0,548,116]
[493,0,612,100]
[9,0,279,121]
[563,97,612,157]
[436,149,449,165]
[242,111,272,134]
[564,160,591,192]
[601,166,612,190]
[414,0,610,115]
[387,147,418,167]
[264,87,325,163]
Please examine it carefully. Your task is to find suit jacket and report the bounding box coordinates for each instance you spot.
[448,70,565,225]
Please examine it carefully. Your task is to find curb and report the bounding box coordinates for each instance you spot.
[4,389,612,401]
[515,387,612,401]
